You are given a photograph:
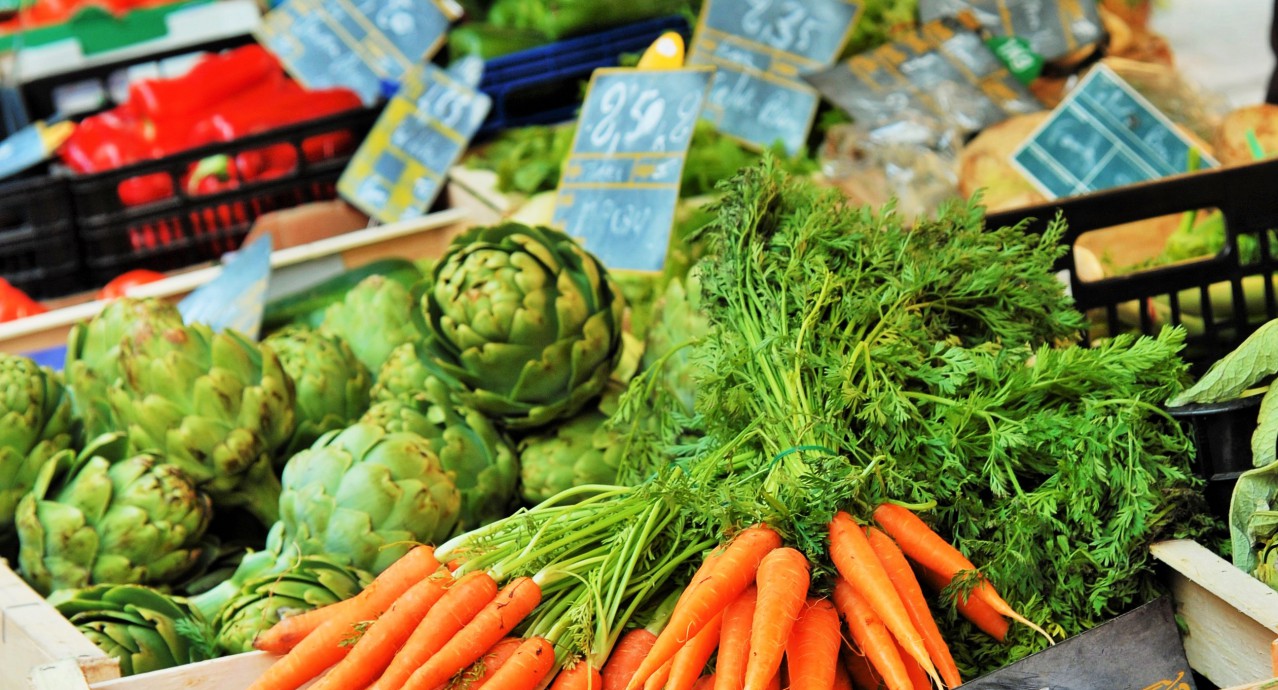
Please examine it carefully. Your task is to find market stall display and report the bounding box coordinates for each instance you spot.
[6,0,1278,689]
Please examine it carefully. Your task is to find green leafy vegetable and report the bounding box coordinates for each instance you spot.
[1169,318,1278,406]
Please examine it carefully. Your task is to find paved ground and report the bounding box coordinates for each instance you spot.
[1152,0,1274,107]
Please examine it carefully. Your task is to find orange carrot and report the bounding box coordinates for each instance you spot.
[312,573,452,690]
[693,675,717,690]
[667,611,724,690]
[645,659,674,690]
[550,660,604,690]
[828,512,939,686]
[398,577,543,690]
[783,599,840,690]
[916,567,1009,642]
[679,526,775,607]
[743,548,810,690]
[369,571,499,690]
[461,637,524,689]
[872,503,1051,644]
[604,629,659,690]
[766,674,781,690]
[481,637,556,690]
[831,579,910,690]
[626,527,780,690]
[247,546,441,690]
[866,527,961,689]
[892,638,929,690]
[832,662,854,690]
[842,645,884,690]
[253,598,360,655]
[714,586,757,690]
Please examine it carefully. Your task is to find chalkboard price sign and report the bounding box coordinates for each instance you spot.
[256,0,462,104]
[339,58,492,223]
[552,67,713,272]
[687,0,861,155]
[1012,64,1217,199]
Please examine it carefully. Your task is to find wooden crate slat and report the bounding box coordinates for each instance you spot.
[89,652,279,690]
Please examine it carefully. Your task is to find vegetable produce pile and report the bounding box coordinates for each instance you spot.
[0,159,1204,685]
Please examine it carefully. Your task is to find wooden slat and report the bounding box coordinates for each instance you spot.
[0,559,120,687]
[89,652,279,690]
[1152,540,1278,686]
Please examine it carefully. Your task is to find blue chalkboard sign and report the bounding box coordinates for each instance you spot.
[687,0,861,155]
[339,58,492,223]
[1012,64,1218,199]
[256,0,461,104]
[552,67,713,272]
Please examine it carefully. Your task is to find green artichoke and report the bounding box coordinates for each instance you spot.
[321,275,424,376]
[423,223,625,429]
[17,433,212,595]
[65,298,184,438]
[641,273,708,417]
[106,318,296,525]
[517,392,624,505]
[212,554,371,654]
[50,584,214,676]
[264,325,373,460]
[362,371,518,531]
[0,354,75,538]
[269,423,461,574]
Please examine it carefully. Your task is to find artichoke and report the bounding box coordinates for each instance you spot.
[362,371,518,531]
[517,392,624,505]
[423,223,625,429]
[641,273,709,417]
[321,275,424,376]
[50,584,213,676]
[269,423,460,574]
[105,316,296,525]
[264,325,373,460]
[17,433,212,595]
[65,298,184,438]
[0,354,75,538]
[212,554,371,654]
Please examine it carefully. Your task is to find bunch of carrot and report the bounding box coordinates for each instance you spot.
[243,504,1046,690]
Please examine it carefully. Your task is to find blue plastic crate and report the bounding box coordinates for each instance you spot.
[476,15,691,136]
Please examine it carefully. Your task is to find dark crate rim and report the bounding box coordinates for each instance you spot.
[1166,392,1265,418]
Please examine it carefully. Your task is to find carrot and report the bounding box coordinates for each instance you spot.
[458,637,524,689]
[481,637,556,690]
[312,573,452,690]
[842,645,884,690]
[679,526,777,608]
[253,545,440,656]
[550,660,604,690]
[247,545,441,690]
[693,675,717,690]
[252,598,359,655]
[766,674,781,690]
[828,512,939,687]
[866,527,961,689]
[783,599,840,690]
[872,503,1051,644]
[626,527,780,690]
[713,586,757,690]
[832,662,854,690]
[916,567,1008,642]
[667,611,724,690]
[604,629,659,690]
[892,638,929,690]
[398,577,543,690]
[831,579,910,690]
[743,548,810,690]
[645,658,674,690]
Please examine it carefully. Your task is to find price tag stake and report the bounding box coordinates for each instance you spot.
[551,36,713,273]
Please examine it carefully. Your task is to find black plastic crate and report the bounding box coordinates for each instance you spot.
[0,172,82,299]
[986,157,1278,369]
[1166,394,1263,520]
[67,106,380,287]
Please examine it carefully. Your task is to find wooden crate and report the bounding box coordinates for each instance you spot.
[1,559,118,685]
[1151,539,1278,687]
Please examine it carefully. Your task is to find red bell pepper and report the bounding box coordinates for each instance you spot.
[0,280,47,323]
[127,44,284,121]
[96,269,165,300]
